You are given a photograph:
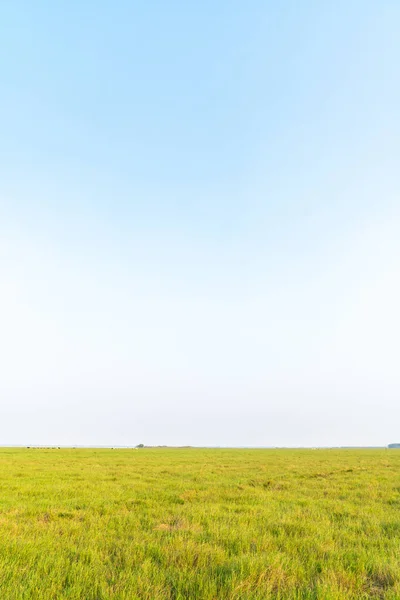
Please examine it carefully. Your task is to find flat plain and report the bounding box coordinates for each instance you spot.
[0,447,399,599]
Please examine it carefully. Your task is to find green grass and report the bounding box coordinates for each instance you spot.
[0,447,399,599]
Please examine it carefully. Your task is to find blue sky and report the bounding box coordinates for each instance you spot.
[1,1,399,446]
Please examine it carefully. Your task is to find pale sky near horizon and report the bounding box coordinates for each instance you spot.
[1,1,399,447]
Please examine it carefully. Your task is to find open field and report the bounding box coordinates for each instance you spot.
[0,447,399,599]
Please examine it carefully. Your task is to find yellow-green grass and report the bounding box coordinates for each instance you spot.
[0,447,399,599]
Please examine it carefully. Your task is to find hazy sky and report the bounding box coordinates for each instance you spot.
[1,1,399,447]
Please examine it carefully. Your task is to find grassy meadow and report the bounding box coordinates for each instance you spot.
[0,447,399,599]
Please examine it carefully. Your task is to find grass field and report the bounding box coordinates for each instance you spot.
[0,447,399,599]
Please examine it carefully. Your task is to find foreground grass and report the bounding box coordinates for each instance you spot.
[0,448,399,599]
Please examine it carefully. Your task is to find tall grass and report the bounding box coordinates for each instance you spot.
[0,447,398,599]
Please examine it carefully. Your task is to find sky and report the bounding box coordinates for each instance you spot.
[0,1,399,447]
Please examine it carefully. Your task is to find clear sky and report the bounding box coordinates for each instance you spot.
[1,1,399,447]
